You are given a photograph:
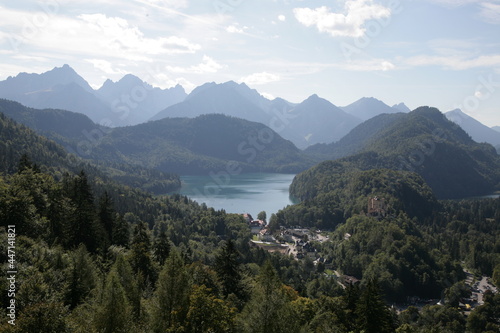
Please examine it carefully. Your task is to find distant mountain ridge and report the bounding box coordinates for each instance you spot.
[0,108,181,193]
[1,65,418,149]
[341,97,405,121]
[0,65,187,126]
[97,74,186,125]
[305,113,406,159]
[151,81,363,148]
[88,113,316,175]
[445,109,500,147]
[300,107,500,199]
[392,102,411,113]
[0,98,317,183]
[0,98,106,144]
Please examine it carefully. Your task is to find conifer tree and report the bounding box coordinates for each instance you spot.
[153,229,171,266]
[214,239,243,298]
[129,221,156,284]
[98,191,115,245]
[239,260,297,333]
[151,249,191,332]
[17,153,33,173]
[12,303,69,333]
[112,254,141,318]
[64,171,105,253]
[355,279,395,333]
[186,285,236,333]
[344,282,361,332]
[65,245,97,309]
[112,214,130,247]
[94,270,132,333]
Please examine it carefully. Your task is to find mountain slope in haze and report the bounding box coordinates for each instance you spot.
[0,64,93,94]
[392,102,411,113]
[150,81,272,124]
[305,112,405,159]
[298,107,500,199]
[283,94,362,148]
[97,74,186,125]
[0,65,187,127]
[0,98,105,142]
[493,126,500,132]
[0,65,114,124]
[0,112,71,174]
[341,97,404,121]
[151,82,362,148]
[0,102,180,193]
[89,113,316,175]
[445,109,500,147]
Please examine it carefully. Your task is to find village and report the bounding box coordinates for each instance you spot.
[243,197,389,268]
[243,213,326,259]
[242,196,499,312]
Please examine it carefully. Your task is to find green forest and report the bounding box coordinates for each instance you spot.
[0,109,499,332]
[305,107,500,199]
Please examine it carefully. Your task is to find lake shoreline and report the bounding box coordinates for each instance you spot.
[172,173,297,217]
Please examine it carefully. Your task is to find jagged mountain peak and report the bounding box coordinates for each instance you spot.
[2,64,93,93]
[445,108,500,146]
[392,102,411,113]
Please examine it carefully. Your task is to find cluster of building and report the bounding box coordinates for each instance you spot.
[242,213,329,262]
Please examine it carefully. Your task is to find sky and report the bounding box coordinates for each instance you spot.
[0,0,499,126]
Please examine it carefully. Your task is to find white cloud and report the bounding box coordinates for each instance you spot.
[425,0,481,7]
[404,54,500,70]
[145,0,189,9]
[427,0,500,24]
[86,58,126,74]
[293,1,391,38]
[239,72,280,85]
[166,55,223,74]
[340,59,396,71]
[138,70,196,91]
[479,2,500,24]
[78,14,201,56]
[226,25,244,33]
[226,24,248,34]
[260,92,276,100]
[278,15,286,22]
[0,11,201,61]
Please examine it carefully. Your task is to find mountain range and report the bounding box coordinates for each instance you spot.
[340,97,406,121]
[0,99,316,177]
[0,65,186,127]
[82,113,316,175]
[1,65,500,199]
[445,109,500,150]
[299,107,500,199]
[0,105,181,194]
[0,65,411,149]
[150,81,367,148]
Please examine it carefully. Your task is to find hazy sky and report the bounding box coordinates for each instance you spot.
[1,0,499,126]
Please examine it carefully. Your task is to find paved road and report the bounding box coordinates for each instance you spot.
[475,276,498,304]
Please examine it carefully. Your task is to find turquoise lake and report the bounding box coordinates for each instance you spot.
[176,173,298,217]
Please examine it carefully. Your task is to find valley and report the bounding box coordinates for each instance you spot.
[0,66,499,333]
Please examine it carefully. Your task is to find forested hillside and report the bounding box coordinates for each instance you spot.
[275,159,500,308]
[1,149,499,332]
[0,111,180,193]
[0,99,316,176]
[88,113,316,174]
[0,127,499,332]
[0,100,498,333]
[305,107,500,199]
